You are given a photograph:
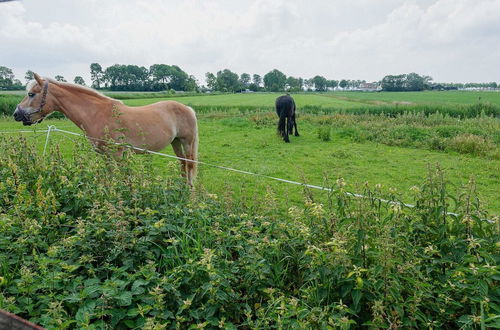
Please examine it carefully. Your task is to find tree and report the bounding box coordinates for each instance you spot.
[54,75,66,82]
[205,72,217,90]
[239,73,251,89]
[74,76,86,86]
[90,63,103,89]
[263,69,286,92]
[185,75,199,92]
[215,69,240,92]
[327,80,338,89]
[252,74,262,87]
[249,74,262,92]
[0,66,14,88]
[311,75,328,91]
[25,70,35,84]
[381,73,430,91]
[286,76,302,92]
[339,79,348,89]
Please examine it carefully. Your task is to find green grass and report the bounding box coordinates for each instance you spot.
[333,90,500,106]
[1,115,498,214]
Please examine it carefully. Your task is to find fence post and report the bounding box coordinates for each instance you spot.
[43,125,56,155]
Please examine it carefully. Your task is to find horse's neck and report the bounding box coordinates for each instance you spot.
[54,86,116,133]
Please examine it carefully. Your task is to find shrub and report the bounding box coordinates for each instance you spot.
[317,125,331,141]
[447,134,496,156]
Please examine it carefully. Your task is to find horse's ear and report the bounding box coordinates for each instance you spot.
[34,73,44,86]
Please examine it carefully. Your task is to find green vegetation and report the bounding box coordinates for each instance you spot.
[1,90,498,328]
[0,136,498,328]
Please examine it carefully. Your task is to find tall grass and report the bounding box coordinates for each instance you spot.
[0,136,498,328]
[0,95,22,116]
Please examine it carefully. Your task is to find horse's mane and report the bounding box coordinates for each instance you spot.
[28,78,123,104]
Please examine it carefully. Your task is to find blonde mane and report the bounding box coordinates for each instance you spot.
[27,78,123,104]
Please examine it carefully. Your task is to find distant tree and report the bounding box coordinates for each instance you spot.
[339,79,348,89]
[286,76,302,92]
[381,73,430,91]
[166,65,190,91]
[327,80,338,89]
[405,72,425,91]
[252,74,262,87]
[263,69,286,92]
[25,70,35,84]
[239,73,251,89]
[311,75,328,91]
[185,75,199,92]
[215,69,240,92]
[249,74,262,91]
[74,76,86,85]
[55,75,67,82]
[0,66,14,88]
[90,63,104,89]
[149,64,172,89]
[205,72,217,90]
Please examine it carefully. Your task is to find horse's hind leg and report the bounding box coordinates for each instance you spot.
[173,137,196,186]
[292,113,299,136]
[171,138,188,180]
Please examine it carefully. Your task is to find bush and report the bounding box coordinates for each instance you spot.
[0,137,498,328]
[317,126,331,141]
[447,134,496,156]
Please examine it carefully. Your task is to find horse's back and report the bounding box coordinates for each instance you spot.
[275,95,295,115]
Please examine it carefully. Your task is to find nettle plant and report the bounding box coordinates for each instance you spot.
[0,136,498,329]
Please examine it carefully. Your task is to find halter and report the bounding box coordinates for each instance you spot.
[31,80,49,115]
[22,80,49,124]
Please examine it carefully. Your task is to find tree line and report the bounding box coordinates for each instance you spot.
[1,65,498,92]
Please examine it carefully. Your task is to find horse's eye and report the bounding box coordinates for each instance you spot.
[28,93,35,97]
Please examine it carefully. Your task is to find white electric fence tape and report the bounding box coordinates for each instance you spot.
[3,125,495,222]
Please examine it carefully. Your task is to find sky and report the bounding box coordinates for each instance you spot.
[1,0,499,86]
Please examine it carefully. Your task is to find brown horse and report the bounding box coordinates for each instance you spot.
[13,73,198,185]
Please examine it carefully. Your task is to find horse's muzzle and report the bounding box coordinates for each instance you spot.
[13,106,33,125]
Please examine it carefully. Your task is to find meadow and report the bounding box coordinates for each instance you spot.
[0,90,499,328]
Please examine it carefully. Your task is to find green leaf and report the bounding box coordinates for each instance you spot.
[75,300,96,324]
[116,291,133,306]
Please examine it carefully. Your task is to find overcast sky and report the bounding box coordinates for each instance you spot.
[1,0,499,86]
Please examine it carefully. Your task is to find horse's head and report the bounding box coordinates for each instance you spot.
[14,73,55,126]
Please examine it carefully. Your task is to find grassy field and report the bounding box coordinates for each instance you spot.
[1,121,498,328]
[1,113,498,214]
[1,90,499,328]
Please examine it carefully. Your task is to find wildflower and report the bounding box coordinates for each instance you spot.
[389,202,402,214]
[410,186,420,193]
[182,298,192,308]
[288,206,303,218]
[207,193,218,200]
[424,245,438,255]
[462,215,473,225]
[336,177,346,188]
[311,203,325,217]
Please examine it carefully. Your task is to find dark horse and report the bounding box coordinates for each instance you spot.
[276,94,299,142]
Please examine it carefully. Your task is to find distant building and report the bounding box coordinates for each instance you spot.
[358,82,381,92]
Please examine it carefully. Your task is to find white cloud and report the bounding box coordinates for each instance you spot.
[0,0,499,85]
